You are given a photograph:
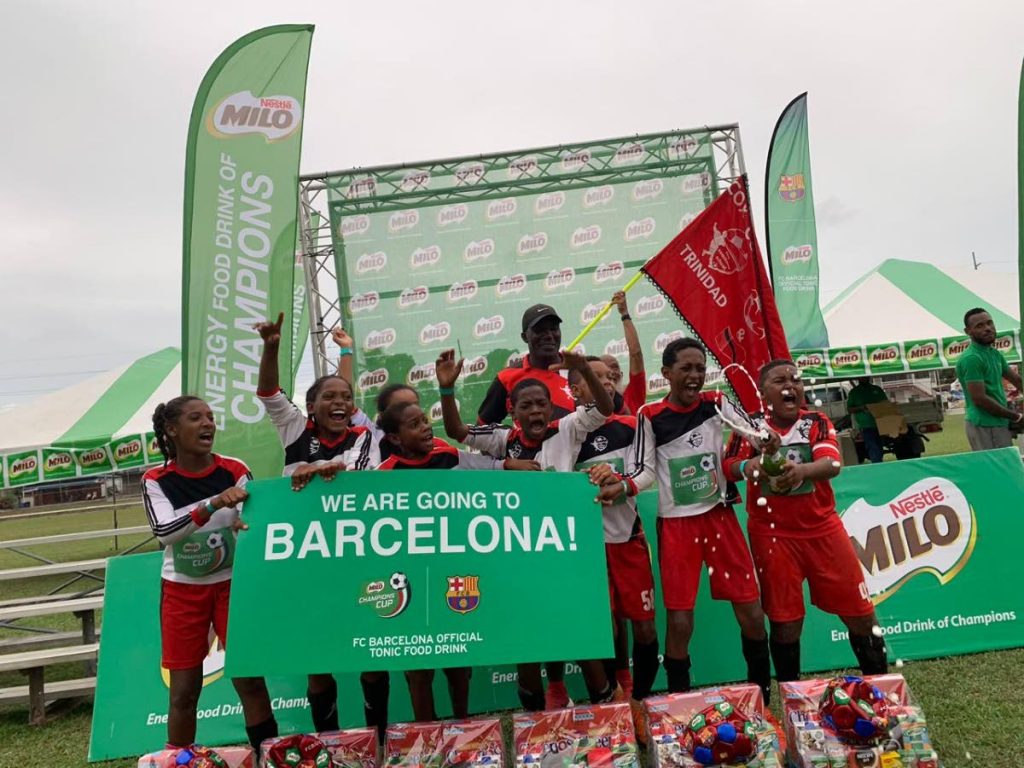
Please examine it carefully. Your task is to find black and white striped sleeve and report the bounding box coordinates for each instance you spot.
[624,409,656,496]
[142,477,207,546]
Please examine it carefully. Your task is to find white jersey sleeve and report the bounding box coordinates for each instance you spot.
[258,389,308,448]
[462,425,513,459]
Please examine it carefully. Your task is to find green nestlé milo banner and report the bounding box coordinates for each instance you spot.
[75,445,114,476]
[226,471,611,677]
[6,449,41,487]
[181,25,313,478]
[41,447,76,482]
[111,434,147,470]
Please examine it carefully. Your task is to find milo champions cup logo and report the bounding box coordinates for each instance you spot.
[843,477,976,603]
[207,91,302,141]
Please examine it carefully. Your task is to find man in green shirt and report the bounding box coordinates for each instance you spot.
[846,379,888,462]
[955,308,1023,451]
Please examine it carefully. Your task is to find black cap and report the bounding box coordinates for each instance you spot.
[521,303,563,332]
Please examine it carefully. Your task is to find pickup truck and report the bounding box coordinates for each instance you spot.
[807,381,943,461]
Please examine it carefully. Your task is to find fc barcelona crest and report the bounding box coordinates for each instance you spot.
[778,174,805,202]
[446,575,481,614]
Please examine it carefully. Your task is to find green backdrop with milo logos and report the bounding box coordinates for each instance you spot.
[89,449,1024,760]
[325,131,722,424]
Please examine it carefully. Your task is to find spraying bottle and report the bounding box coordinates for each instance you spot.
[759,449,789,494]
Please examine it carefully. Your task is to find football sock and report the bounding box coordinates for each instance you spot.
[587,681,615,704]
[741,634,772,705]
[663,655,691,693]
[518,686,545,711]
[308,678,339,733]
[245,716,278,751]
[769,637,801,683]
[361,673,390,744]
[849,632,889,675]
[545,661,565,683]
[631,638,660,700]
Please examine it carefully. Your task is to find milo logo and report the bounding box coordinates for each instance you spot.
[437,204,469,227]
[844,477,974,602]
[346,177,376,198]
[571,226,601,249]
[625,217,656,241]
[399,286,429,308]
[635,294,665,317]
[869,346,899,365]
[79,448,108,468]
[389,210,419,233]
[632,180,663,201]
[455,162,485,186]
[341,215,370,238]
[507,352,525,368]
[995,335,1014,352]
[655,330,685,353]
[365,329,397,351]
[681,173,711,195]
[9,456,38,477]
[447,280,478,303]
[679,211,698,230]
[581,303,604,323]
[148,436,161,458]
[545,268,575,291]
[208,91,302,141]
[401,170,431,192]
[359,368,389,391]
[518,232,548,256]
[496,274,527,297]
[508,156,538,179]
[594,261,624,284]
[560,149,591,171]
[907,343,938,361]
[474,315,505,338]
[356,251,387,274]
[419,322,451,344]
[783,244,813,265]
[796,353,825,368]
[464,356,488,378]
[583,186,614,208]
[115,439,143,462]
[832,350,862,367]
[45,452,73,472]
[486,198,517,221]
[668,135,699,159]
[358,573,410,618]
[464,239,495,263]
[534,192,566,215]
[945,339,970,357]
[605,339,628,357]
[647,373,670,393]
[407,363,437,386]
[429,401,455,422]
[411,245,441,269]
[349,292,380,314]
[613,142,644,166]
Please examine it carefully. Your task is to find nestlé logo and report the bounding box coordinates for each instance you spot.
[534,192,566,216]
[359,368,389,391]
[356,251,388,274]
[782,244,813,265]
[399,286,429,308]
[594,261,624,284]
[545,268,575,290]
[349,291,380,314]
[496,273,527,297]
[464,239,495,263]
[365,329,397,350]
[632,180,663,202]
[571,225,602,249]
[419,322,451,344]
[389,210,419,233]
[518,232,548,256]
[208,91,302,141]
[341,215,370,238]
[486,198,517,221]
[474,315,505,338]
[411,245,441,269]
[447,280,478,302]
[625,217,656,241]
[437,204,469,227]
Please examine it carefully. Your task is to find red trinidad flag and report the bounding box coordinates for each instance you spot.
[641,176,789,411]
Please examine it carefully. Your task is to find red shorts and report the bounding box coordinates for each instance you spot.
[160,578,231,670]
[606,535,656,621]
[656,506,759,611]
[749,526,874,622]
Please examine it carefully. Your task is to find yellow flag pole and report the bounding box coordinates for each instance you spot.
[566,270,647,350]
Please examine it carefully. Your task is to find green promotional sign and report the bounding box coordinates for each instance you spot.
[181,25,313,478]
[326,131,720,423]
[41,447,76,482]
[793,329,1022,379]
[6,449,40,487]
[765,93,829,349]
[225,472,612,677]
[75,445,113,476]
[145,432,163,465]
[290,211,315,387]
[111,434,147,470]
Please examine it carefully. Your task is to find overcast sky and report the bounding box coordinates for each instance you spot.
[1,0,1021,406]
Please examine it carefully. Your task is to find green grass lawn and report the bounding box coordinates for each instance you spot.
[1,423,1019,768]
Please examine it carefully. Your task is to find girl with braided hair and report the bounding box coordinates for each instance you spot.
[141,396,277,751]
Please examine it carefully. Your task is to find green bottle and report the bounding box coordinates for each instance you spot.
[760,450,788,493]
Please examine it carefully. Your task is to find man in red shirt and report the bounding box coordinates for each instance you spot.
[723,359,888,684]
[477,304,576,423]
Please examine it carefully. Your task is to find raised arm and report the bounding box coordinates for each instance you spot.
[255,312,284,395]
[557,348,614,416]
[332,326,355,385]
[436,349,470,442]
[612,291,644,377]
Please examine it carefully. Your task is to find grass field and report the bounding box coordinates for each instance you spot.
[3,413,1021,768]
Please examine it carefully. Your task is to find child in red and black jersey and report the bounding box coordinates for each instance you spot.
[723,360,888,683]
[142,396,276,751]
[593,338,775,701]
[435,348,622,711]
[255,314,385,739]
[374,400,504,721]
[568,357,659,720]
